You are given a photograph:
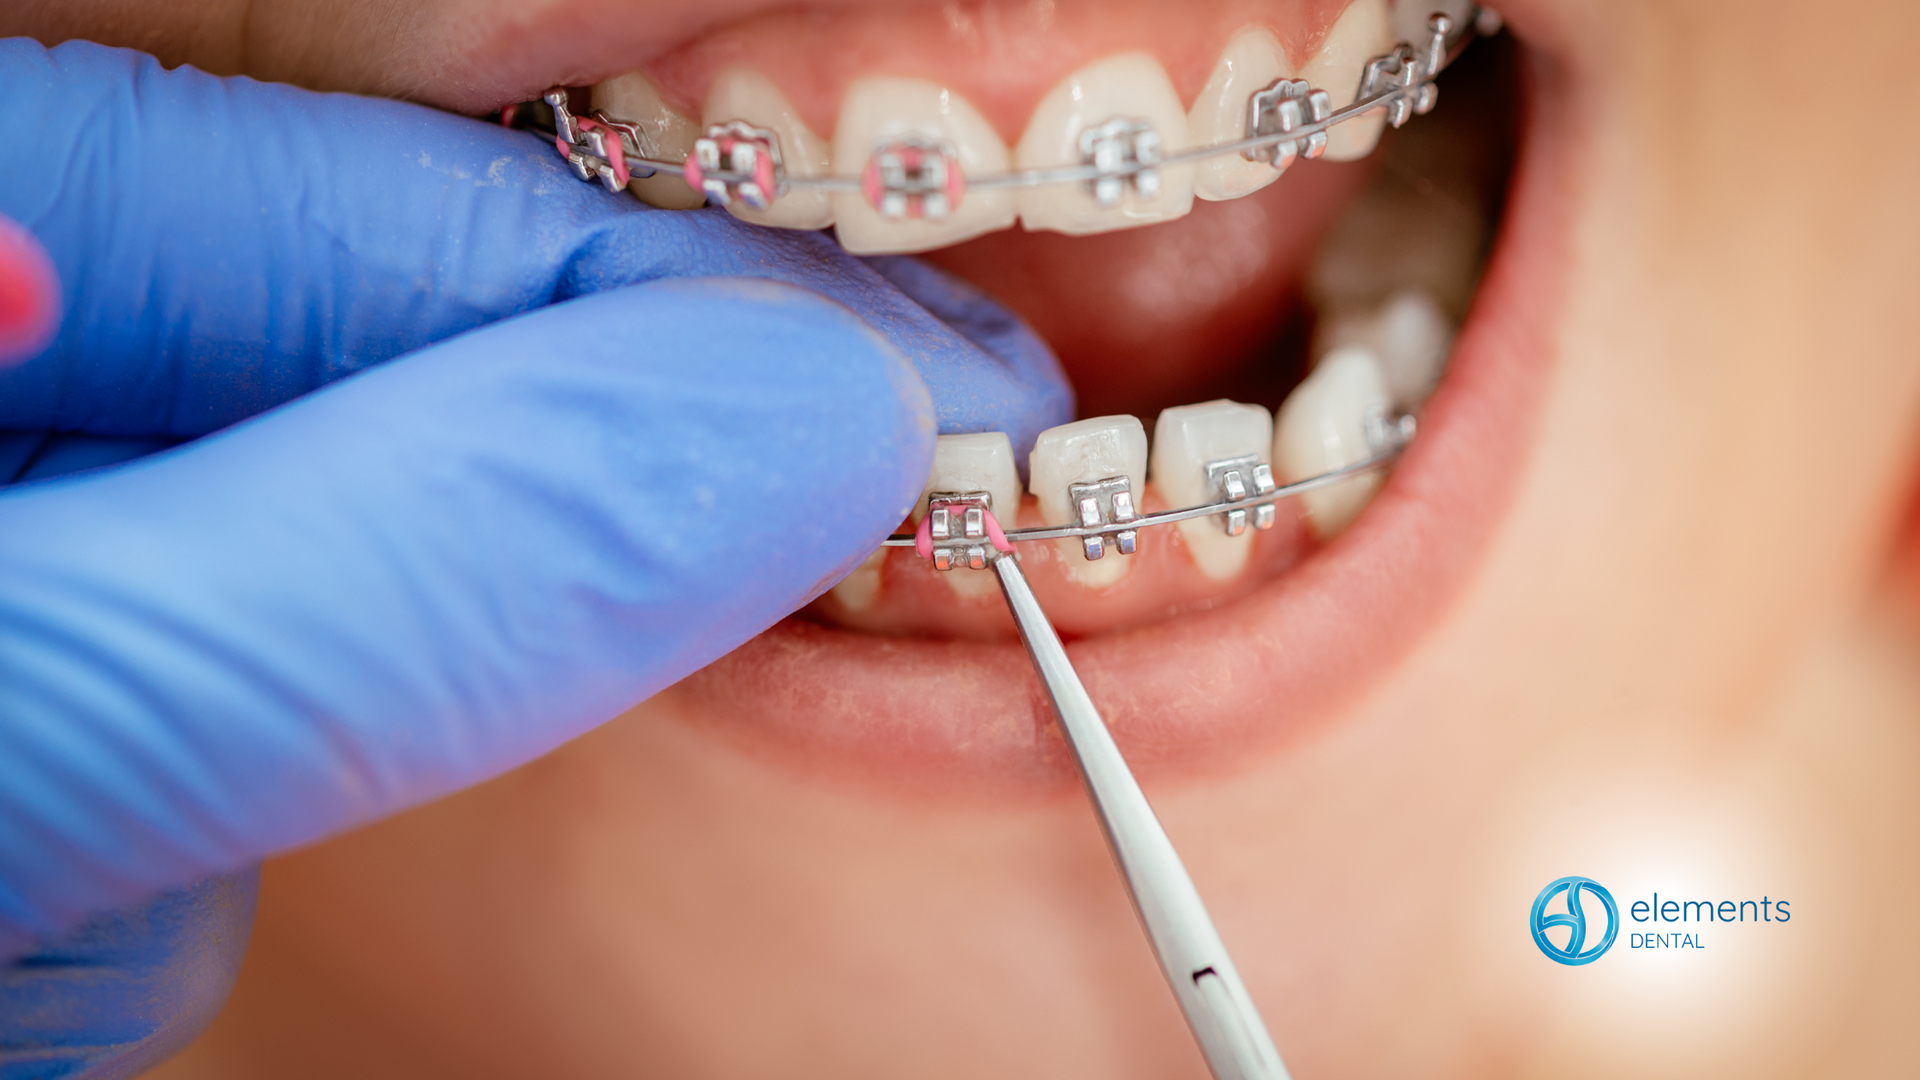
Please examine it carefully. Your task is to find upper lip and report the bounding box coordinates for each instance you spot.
[443,0,1372,117]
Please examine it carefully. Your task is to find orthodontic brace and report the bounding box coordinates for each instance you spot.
[863,135,967,221]
[1206,454,1279,536]
[531,9,1483,213]
[1068,476,1141,561]
[918,492,1015,570]
[684,121,785,209]
[882,413,1416,561]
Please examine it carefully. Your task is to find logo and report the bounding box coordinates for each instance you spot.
[1530,876,1618,965]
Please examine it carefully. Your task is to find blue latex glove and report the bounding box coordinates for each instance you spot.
[0,39,1072,1075]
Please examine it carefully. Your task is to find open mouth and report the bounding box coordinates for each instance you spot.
[493,0,1553,789]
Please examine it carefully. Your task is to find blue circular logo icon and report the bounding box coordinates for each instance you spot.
[1530,876,1618,965]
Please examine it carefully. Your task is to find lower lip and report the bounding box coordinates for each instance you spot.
[664,72,1571,795]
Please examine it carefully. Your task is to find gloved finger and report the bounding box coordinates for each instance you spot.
[0,278,935,956]
[0,869,256,1080]
[0,40,1071,453]
[858,256,1068,477]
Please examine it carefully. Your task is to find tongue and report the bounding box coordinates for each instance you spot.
[922,158,1372,419]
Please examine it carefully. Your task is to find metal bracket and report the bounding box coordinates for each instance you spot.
[1244,80,1332,170]
[1358,14,1451,127]
[685,122,785,210]
[1079,118,1163,207]
[589,113,655,179]
[1067,476,1140,560]
[926,492,997,570]
[545,91,638,191]
[1204,455,1279,536]
[863,135,967,221]
[1365,410,1418,455]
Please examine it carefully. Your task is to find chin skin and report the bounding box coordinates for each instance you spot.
[57,0,1920,1074]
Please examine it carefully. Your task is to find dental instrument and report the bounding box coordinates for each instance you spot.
[891,414,1410,1080]
[995,550,1288,1080]
[524,10,1491,215]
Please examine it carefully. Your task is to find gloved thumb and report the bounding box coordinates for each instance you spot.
[0,277,934,954]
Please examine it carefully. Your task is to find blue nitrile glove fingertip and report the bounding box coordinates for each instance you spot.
[859,254,1073,467]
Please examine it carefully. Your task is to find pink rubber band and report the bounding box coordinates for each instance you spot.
[912,505,1015,561]
[573,117,630,187]
[913,514,934,560]
[982,509,1014,553]
[946,155,968,208]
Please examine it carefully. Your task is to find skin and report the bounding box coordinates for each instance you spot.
[13,0,1920,1075]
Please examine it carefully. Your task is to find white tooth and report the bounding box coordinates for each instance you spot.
[914,433,1023,599]
[1029,415,1149,589]
[1013,53,1195,236]
[1298,0,1397,162]
[702,67,834,229]
[1368,289,1454,408]
[831,548,888,611]
[1274,345,1393,538]
[1188,27,1295,202]
[590,72,709,210]
[1314,288,1454,409]
[830,78,1016,255]
[1149,400,1275,580]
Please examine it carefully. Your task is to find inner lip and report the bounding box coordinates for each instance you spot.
[645,26,1560,789]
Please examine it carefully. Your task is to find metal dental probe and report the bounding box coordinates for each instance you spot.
[993,553,1290,1080]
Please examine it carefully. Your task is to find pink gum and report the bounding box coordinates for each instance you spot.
[643,0,1364,144]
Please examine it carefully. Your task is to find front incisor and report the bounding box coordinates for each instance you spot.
[1030,416,1150,589]
[1014,53,1196,236]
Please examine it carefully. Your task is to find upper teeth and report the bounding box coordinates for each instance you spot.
[1188,25,1297,203]
[587,72,708,210]
[1299,0,1398,162]
[1012,53,1195,237]
[578,4,1459,251]
[831,77,1018,256]
[702,67,834,229]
